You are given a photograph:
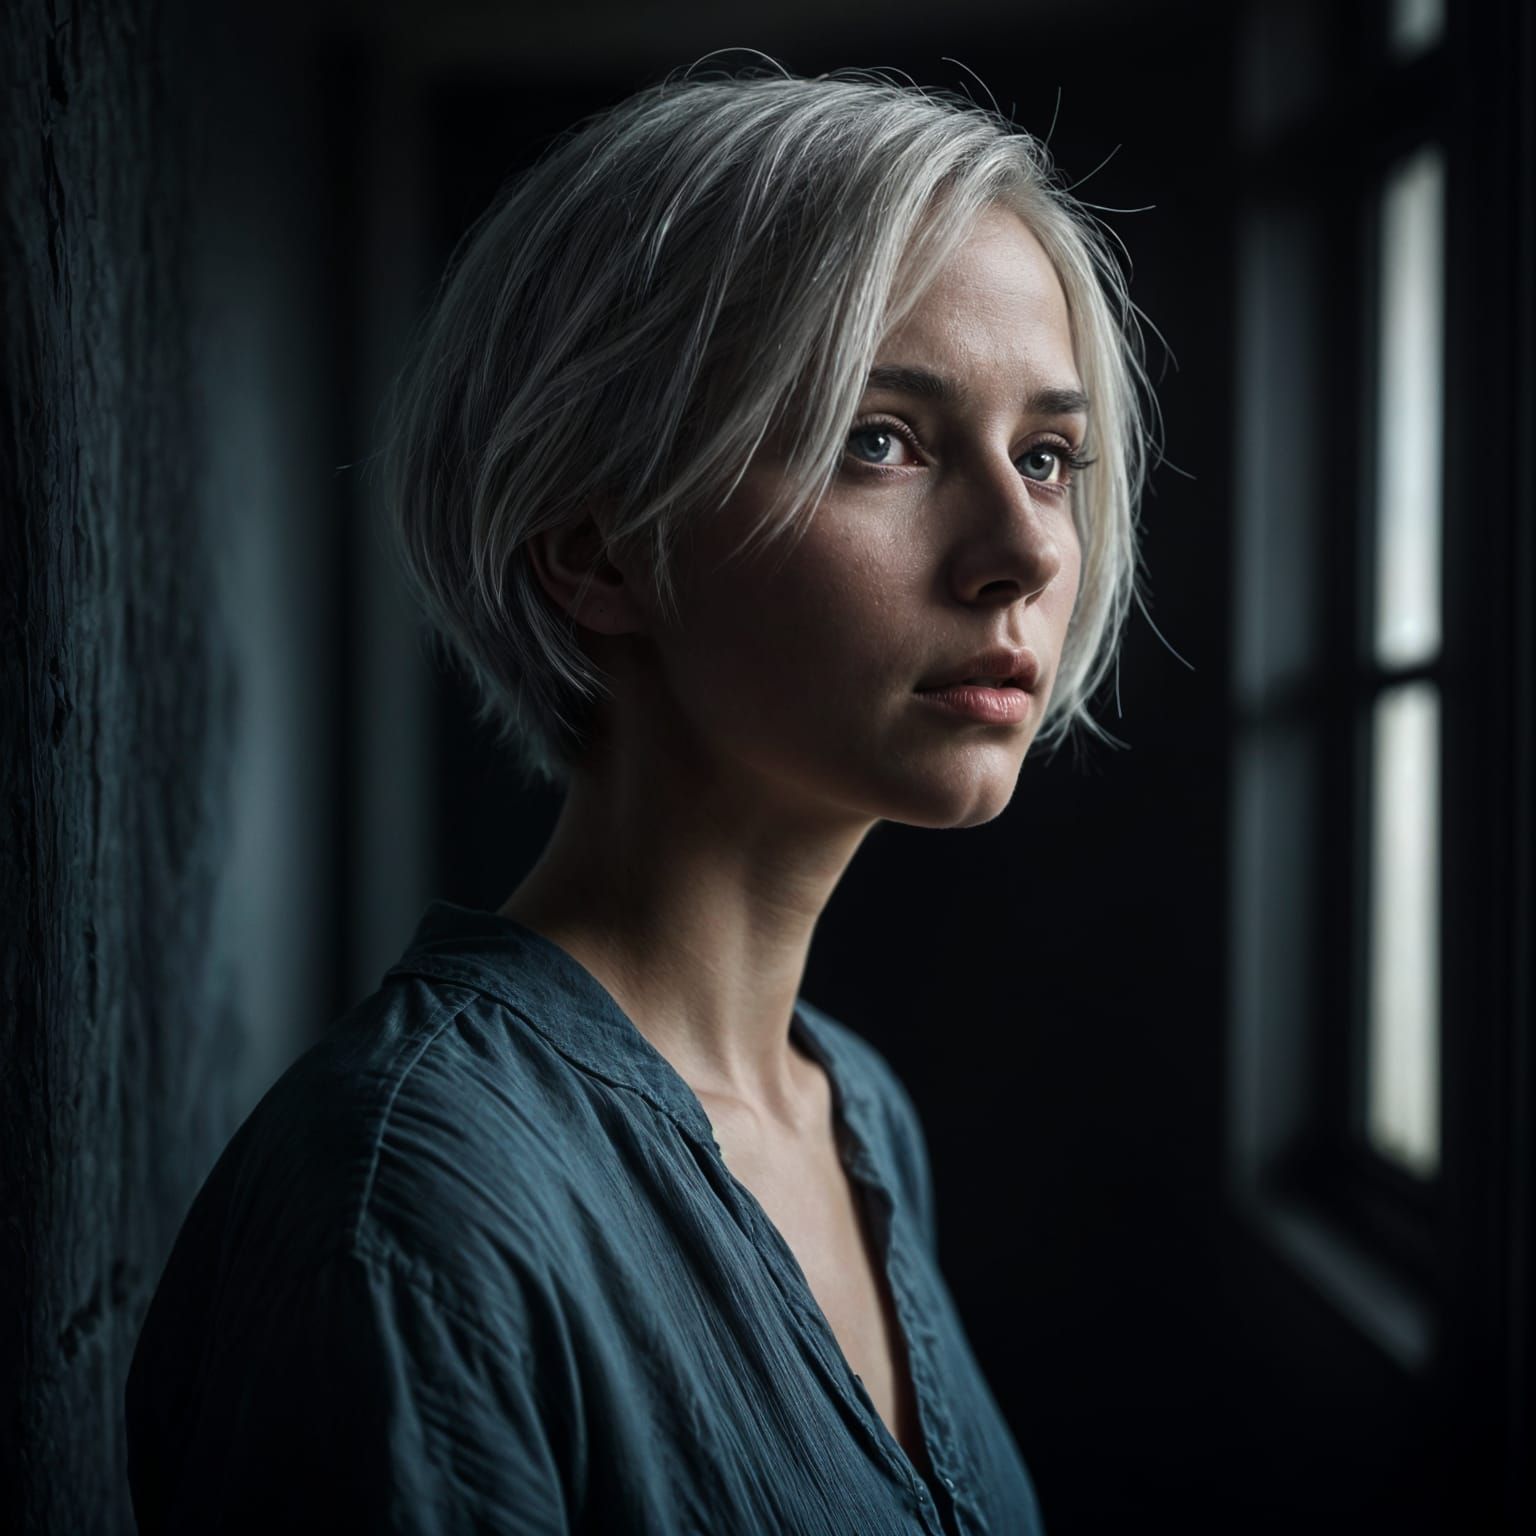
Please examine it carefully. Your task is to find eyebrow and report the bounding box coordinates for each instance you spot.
[864,364,1090,418]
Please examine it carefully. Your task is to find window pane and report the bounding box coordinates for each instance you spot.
[1389,0,1444,59]
[1365,682,1440,1175]
[1373,145,1444,668]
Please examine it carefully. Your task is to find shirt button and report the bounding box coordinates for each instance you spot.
[942,1475,955,1491]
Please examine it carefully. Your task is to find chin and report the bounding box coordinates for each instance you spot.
[876,745,1028,830]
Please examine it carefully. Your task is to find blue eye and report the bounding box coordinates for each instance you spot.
[846,425,914,466]
[1020,441,1096,490]
[1019,447,1062,482]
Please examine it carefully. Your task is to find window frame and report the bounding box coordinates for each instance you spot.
[1228,0,1455,1371]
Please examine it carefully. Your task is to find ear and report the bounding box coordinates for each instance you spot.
[524,513,651,637]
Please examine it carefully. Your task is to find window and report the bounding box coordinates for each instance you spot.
[1228,0,1453,1372]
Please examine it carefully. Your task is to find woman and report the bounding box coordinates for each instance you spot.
[126,66,1152,1535]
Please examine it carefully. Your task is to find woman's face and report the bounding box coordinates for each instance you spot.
[631,203,1086,830]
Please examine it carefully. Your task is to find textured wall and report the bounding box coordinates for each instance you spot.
[0,3,244,1530]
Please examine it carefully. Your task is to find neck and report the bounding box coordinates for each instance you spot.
[499,737,875,1128]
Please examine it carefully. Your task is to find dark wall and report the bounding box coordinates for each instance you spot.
[1,3,347,1530]
[1,3,235,1529]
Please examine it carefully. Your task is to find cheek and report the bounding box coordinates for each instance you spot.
[688,523,908,716]
[770,525,916,679]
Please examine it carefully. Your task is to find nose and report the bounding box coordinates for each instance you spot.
[943,453,1070,608]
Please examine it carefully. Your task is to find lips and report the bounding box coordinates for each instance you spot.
[914,681,1034,725]
[916,647,1041,693]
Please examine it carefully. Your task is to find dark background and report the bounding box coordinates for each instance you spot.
[3,1,1530,1532]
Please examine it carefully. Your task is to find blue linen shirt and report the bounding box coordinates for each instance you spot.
[126,901,1046,1534]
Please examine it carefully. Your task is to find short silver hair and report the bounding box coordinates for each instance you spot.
[379,68,1158,791]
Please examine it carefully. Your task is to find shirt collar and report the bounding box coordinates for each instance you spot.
[384,900,876,1157]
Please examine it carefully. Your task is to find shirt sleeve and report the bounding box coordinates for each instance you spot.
[127,1243,574,1535]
